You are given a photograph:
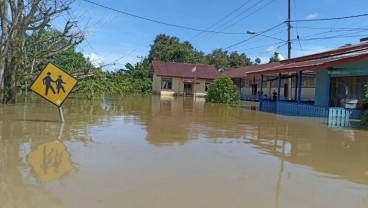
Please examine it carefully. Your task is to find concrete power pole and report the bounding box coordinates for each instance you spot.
[287,0,292,100]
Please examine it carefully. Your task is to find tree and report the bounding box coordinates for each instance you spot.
[228,52,252,68]
[124,59,152,94]
[30,28,86,74]
[255,57,262,65]
[206,76,240,105]
[269,52,281,63]
[148,34,196,63]
[339,43,352,48]
[206,49,230,71]
[0,0,84,104]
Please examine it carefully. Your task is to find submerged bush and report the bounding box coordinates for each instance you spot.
[206,76,240,105]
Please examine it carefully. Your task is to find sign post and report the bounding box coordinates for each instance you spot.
[31,62,77,123]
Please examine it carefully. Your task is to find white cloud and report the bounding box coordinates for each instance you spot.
[84,53,103,68]
[293,45,333,57]
[277,53,285,60]
[266,46,276,52]
[305,13,320,20]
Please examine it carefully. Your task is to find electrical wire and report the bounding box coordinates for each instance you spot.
[291,13,368,22]
[292,0,304,55]
[82,0,246,35]
[190,0,255,40]
[224,22,285,50]
[219,0,278,32]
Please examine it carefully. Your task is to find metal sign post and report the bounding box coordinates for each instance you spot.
[30,62,77,123]
[58,107,65,123]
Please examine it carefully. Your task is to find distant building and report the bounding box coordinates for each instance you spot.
[151,61,220,97]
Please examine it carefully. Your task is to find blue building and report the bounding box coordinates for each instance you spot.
[228,42,368,122]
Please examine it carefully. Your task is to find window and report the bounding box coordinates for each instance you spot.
[205,81,211,92]
[330,75,368,107]
[161,77,172,90]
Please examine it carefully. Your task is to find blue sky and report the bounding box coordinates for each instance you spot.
[68,0,368,70]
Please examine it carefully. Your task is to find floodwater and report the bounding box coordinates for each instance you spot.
[1,94,368,208]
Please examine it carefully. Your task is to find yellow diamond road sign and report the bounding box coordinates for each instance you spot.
[31,62,77,107]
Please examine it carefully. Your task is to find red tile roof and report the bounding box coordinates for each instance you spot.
[281,42,368,63]
[152,61,220,79]
[247,44,368,76]
[222,62,280,78]
[248,50,368,76]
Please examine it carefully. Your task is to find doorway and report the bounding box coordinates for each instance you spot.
[184,83,193,95]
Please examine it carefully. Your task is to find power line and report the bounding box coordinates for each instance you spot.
[252,43,287,57]
[206,0,266,34]
[82,0,246,35]
[219,0,278,32]
[292,0,304,55]
[224,22,285,50]
[291,13,368,22]
[190,0,254,40]
[59,1,99,56]
[294,26,368,31]
[229,28,287,52]
[198,0,274,41]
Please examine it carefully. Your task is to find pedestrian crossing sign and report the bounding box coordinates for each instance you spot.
[31,62,77,107]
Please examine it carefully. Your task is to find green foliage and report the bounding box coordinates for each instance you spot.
[124,60,152,94]
[148,34,252,70]
[206,76,240,105]
[269,52,281,63]
[74,70,109,100]
[255,57,261,65]
[229,52,252,68]
[50,48,86,73]
[206,49,252,71]
[339,43,352,48]
[74,59,152,100]
[148,34,195,63]
[206,49,230,71]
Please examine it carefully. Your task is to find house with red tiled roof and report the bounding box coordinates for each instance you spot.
[152,61,220,96]
[226,41,368,123]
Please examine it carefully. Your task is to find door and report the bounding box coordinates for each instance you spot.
[184,83,193,95]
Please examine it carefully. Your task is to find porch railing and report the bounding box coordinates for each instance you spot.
[260,101,328,117]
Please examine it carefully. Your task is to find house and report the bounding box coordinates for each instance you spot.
[151,61,220,97]
[223,62,316,101]
[243,42,368,121]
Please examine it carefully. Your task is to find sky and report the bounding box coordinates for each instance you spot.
[65,0,368,71]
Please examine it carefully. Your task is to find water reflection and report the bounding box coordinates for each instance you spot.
[244,118,368,185]
[27,140,73,182]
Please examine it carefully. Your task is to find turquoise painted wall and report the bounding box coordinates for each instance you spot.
[315,69,329,107]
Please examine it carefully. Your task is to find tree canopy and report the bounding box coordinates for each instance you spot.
[148,34,253,70]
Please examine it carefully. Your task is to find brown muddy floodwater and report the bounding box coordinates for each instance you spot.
[1,94,368,208]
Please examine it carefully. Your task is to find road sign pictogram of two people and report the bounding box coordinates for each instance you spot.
[43,72,66,96]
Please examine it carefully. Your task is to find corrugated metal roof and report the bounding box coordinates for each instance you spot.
[222,62,280,78]
[280,42,368,63]
[246,43,368,76]
[152,61,220,79]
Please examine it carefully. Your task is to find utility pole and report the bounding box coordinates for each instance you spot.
[287,0,292,100]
